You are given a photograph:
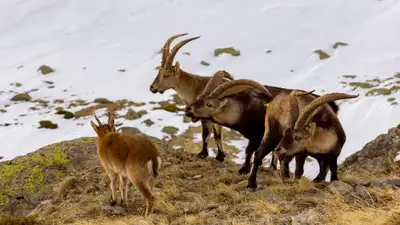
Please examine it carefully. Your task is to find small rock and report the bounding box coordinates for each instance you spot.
[355,185,371,200]
[193,175,202,180]
[291,209,320,225]
[327,180,354,196]
[101,200,126,216]
[38,65,54,75]
[11,93,32,101]
[124,109,141,120]
[117,126,142,134]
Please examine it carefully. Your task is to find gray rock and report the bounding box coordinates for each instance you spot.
[368,179,400,189]
[117,126,142,134]
[355,185,371,200]
[291,209,320,225]
[101,200,126,216]
[327,181,354,196]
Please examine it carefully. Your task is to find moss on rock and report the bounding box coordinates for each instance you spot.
[349,82,374,89]
[142,119,155,127]
[37,65,54,75]
[11,93,32,102]
[38,120,58,129]
[366,88,392,96]
[93,98,112,104]
[153,101,182,113]
[56,109,74,119]
[313,50,330,60]
[162,126,179,135]
[214,47,241,57]
[123,109,141,120]
[200,61,210,66]
[333,42,348,49]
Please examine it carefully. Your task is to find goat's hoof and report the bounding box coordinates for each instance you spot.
[109,198,117,206]
[197,151,208,159]
[247,187,256,192]
[215,154,225,162]
[238,166,250,175]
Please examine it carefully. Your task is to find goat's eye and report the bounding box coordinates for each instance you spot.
[206,103,212,107]
[294,136,301,141]
[163,75,169,78]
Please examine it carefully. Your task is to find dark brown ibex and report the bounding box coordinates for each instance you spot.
[149,33,234,162]
[246,87,358,191]
[273,91,359,182]
[185,78,340,175]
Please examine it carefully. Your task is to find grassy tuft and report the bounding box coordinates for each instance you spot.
[37,65,54,75]
[200,61,210,66]
[55,109,74,119]
[214,47,241,57]
[93,98,112,104]
[162,126,179,135]
[349,82,374,89]
[0,215,41,225]
[313,50,330,60]
[333,41,349,49]
[366,88,392,96]
[142,119,154,127]
[38,120,58,129]
[11,93,32,102]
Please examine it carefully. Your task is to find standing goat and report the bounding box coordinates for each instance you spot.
[185,78,339,175]
[90,113,162,217]
[273,91,359,182]
[246,86,358,191]
[149,33,234,162]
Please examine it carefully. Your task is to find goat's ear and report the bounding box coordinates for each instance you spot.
[305,122,317,138]
[174,61,180,75]
[90,121,99,135]
[219,98,229,108]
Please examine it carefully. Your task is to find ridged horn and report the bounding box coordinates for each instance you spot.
[161,33,188,67]
[294,93,359,130]
[165,36,200,68]
[287,90,315,128]
[197,70,235,100]
[94,114,102,126]
[208,79,272,99]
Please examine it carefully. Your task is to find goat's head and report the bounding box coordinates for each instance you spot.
[275,92,359,157]
[185,70,234,121]
[185,79,272,122]
[150,33,200,94]
[90,112,116,138]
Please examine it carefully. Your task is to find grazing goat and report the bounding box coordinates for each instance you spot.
[90,113,162,217]
[246,87,358,191]
[185,78,339,175]
[273,91,359,182]
[149,33,234,162]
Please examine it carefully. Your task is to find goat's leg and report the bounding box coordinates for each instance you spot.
[294,154,307,179]
[268,151,278,170]
[106,171,118,206]
[279,155,293,181]
[132,179,156,217]
[247,137,276,191]
[239,136,262,175]
[197,120,213,159]
[119,175,128,206]
[313,158,329,182]
[213,124,226,162]
[329,155,339,182]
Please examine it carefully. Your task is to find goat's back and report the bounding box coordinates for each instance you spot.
[98,133,160,174]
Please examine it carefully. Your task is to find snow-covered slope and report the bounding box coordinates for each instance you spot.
[1,0,399,179]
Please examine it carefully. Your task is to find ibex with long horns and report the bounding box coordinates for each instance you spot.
[185,77,340,175]
[90,113,162,217]
[247,87,358,191]
[150,33,234,162]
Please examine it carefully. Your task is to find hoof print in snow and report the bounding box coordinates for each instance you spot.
[38,120,58,129]
[11,93,32,102]
[313,50,330,60]
[200,61,210,66]
[56,109,74,119]
[333,41,348,49]
[214,47,241,57]
[117,69,126,72]
[37,65,55,75]
[162,126,179,136]
[265,50,272,54]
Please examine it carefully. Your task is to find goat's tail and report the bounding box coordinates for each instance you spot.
[146,156,162,178]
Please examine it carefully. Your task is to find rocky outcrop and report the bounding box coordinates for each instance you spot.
[339,124,400,176]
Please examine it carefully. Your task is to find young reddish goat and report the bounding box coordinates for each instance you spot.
[90,113,162,217]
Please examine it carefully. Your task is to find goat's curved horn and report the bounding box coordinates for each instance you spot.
[161,33,188,67]
[94,114,102,126]
[208,79,272,99]
[165,36,200,68]
[287,90,315,128]
[294,93,359,130]
[107,112,113,125]
[197,71,235,100]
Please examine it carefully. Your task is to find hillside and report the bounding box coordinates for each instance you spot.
[1,125,400,225]
[1,0,400,180]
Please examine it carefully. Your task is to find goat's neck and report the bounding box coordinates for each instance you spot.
[95,137,103,154]
[174,69,208,104]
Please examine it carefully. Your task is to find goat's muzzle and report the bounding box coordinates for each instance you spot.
[184,106,200,122]
[149,85,164,94]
